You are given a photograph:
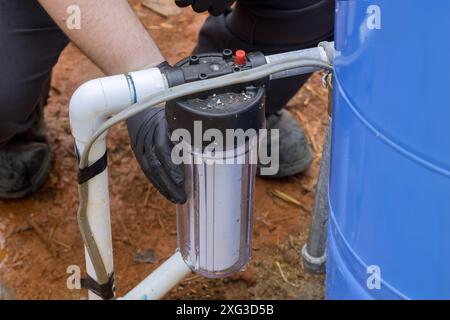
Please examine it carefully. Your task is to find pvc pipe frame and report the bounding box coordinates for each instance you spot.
[69,43,333,300]
[70,67,173,299]
[121,251,191,300]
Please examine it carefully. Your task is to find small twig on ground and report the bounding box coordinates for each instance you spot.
[144,186,153,207]
[181,275,201,283]
[289,176,316,193]
[26,215,58,257]
[64,145,76,158]
[6,223,33,239]
[133,249,157,264]
[268,193,290,210]
[47,222,71,251]
[305,83,326,100]
[270,215,297,224]
[49,224,56,240]
[268,190,310,213]
[50,85,62,95]
[256,211,272,226]
[52,239,71,250]
[156,211,167,232]
[275,261,300,288]
[116,210,133,246]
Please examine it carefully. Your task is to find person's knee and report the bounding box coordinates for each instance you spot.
[0,82,44,144]
[228,0,334,52]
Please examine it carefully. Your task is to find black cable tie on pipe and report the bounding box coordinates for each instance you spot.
[76,148,108,184]
[81,273,115,300]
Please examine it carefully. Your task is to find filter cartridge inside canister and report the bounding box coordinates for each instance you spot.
[178,139,258,276]
[167,83,265,278]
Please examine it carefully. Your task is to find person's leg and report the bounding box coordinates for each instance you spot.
[194,0,335,177]
[195,0,334,113]
[0,0,69,199]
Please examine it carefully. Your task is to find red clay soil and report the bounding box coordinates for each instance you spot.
[0,1,329,300]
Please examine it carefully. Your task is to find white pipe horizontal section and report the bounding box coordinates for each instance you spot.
[79,58,332,169]
[121,251,192,300]
[69,68,167,299]
[70,68,166,145]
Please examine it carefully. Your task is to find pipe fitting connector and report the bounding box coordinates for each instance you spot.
[302,243,327,274]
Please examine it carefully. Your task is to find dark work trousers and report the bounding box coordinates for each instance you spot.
[0,0,334,145]
[195,0,335,114]
[0,0,69,146]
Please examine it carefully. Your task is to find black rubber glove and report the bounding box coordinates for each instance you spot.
[127,107,186,204]
[175,0,235,16]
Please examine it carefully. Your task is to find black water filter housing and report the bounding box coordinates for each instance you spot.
[162,50,267,148]
[160,51,268,277]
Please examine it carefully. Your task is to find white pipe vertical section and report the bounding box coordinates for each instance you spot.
[71,75,132,300]
[69,68,166,299]
[78,138,112,300]
[122,252,192,300]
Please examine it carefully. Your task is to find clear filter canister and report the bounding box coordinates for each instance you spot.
[166,82,266,278]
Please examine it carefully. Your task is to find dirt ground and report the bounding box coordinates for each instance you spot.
[0,2,329,300]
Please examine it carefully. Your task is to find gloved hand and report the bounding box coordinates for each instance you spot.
[175,0,235,16]
[127,107,186,204]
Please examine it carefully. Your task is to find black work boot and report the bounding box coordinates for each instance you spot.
[258,110,313,178]
[0,97,51,200]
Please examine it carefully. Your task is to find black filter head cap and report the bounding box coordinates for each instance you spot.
[163,51,267,149]
[166,85,265,148]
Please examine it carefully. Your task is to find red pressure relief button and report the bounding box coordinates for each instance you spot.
[235,50,246,66]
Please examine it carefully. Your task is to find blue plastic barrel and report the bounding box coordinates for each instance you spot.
[327,0,450,299]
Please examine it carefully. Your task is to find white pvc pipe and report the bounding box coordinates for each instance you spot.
[121,251,192,300]
[76,137,113,300]
[68,46,334,299]
[69,68,166,299]
[70,68,166,145]
[71,74,132,299]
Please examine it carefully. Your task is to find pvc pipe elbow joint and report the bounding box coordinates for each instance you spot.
[69,68,167,146]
